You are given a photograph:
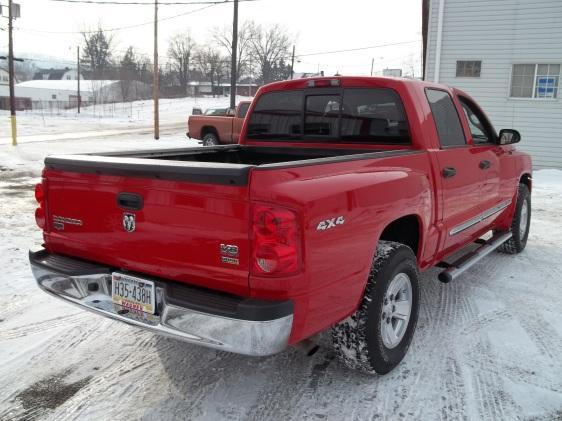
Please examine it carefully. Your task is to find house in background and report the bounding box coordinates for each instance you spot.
[0,67,30,110]
[0,79,151,110]
[0,67,9,86]
[423,0,562,168]
[187,81,260,97]
[33,67,82,81]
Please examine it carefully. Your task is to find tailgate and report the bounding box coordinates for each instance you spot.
[43,161,252,296]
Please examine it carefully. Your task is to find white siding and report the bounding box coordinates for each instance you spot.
[425,0,562,169]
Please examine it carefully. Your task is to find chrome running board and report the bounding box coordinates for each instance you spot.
[438,231,513,283]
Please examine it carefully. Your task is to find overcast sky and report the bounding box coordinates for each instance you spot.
[3,0,422,77]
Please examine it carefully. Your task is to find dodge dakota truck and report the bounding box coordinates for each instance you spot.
[30,77,532,375]
[187,101,251,146]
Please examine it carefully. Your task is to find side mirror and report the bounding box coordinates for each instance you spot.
[498,129,521,145]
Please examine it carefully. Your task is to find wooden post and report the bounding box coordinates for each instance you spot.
[77,46,81,113]
[153,0,160,139]
[8,0,17,146]
[229,0,238,109]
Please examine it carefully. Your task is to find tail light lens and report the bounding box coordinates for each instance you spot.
[251,204,301,276]
[34,182,46,229]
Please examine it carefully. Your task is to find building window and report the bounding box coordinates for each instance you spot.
[456,61,481,77]
[51,94,57,100]
[510,64,560,99]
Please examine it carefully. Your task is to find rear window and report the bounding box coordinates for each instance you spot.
[246,88,410,143]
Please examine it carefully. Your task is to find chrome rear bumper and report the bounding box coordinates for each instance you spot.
[30,249,293,356]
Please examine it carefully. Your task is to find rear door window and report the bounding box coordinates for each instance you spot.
[425,89,466,147]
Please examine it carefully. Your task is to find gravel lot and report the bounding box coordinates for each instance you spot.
[1,130,561,421]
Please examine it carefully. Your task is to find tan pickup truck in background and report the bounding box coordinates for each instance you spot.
[187,101,251,146]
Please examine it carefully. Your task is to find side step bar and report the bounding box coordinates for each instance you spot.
[438,231,513,283]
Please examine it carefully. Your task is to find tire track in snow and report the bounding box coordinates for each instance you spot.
[0,312,85,340]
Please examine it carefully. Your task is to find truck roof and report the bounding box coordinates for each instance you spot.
[256,75,457,96]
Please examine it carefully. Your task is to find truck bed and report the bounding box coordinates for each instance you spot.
[45,145,411,186]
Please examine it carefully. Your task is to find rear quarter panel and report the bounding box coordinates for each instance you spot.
[249,152,436,343]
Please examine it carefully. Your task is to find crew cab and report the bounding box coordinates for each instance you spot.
[187,101,251,146]
[30,77,531,374]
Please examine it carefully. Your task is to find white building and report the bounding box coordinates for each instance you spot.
[424,0,562,168]
[0,80,151,110]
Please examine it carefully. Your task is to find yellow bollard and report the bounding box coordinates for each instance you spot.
[10,115,17,146]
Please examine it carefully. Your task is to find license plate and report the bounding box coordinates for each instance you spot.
[111,273,155,315]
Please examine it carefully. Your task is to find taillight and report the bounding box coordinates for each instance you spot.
[34,182,46,229]
[251,204,301,276]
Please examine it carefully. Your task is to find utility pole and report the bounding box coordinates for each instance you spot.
[7,0,18,146]
[289,45,295,80]
[153,0,160,139]
[229,0,238,109]
[370,58,374,76]
[77,46,81,114]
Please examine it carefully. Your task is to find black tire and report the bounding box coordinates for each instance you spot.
[202,132,219,146]
[498,183,531,254]
[331,241,420,375]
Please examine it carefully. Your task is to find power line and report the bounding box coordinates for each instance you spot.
[295,40,420,58]
[14,2,222,34]
[44,0,258,4]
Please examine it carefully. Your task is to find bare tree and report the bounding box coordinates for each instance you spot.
[81,26,115,79]
[167,33,196,95]
[211,21,253,82]
[194,47,226,97]
[248,23,291,84]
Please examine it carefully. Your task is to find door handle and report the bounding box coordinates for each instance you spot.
[479,160,491,170]
[442,167,457,178]
[117,192,144,210]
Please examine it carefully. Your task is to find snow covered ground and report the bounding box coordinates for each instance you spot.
[0,96,250,144]
[1,122,562,420]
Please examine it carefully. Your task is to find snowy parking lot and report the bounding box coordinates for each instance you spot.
[1,114,562,420]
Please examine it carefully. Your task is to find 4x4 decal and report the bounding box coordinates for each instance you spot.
[317,216,345,231]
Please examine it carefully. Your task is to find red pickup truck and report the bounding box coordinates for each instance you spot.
[187,101,251,146]
[30,77,531,375]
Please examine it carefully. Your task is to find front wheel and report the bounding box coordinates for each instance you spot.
[498,183,531,254]
[331,241,420,375]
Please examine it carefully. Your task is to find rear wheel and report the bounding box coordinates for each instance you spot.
[331,241,420,375]
[202,133,219,146]
[498,183,531,254]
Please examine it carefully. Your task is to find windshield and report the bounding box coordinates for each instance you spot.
[247,88,410,144]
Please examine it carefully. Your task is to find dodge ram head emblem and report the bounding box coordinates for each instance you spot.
[122,213,136,232]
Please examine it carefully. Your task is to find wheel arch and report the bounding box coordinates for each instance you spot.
[378,214,423,261]
[520,172,532,192]
[201,126,220,141]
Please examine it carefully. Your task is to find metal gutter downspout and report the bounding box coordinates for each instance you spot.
[434,0,446,82]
